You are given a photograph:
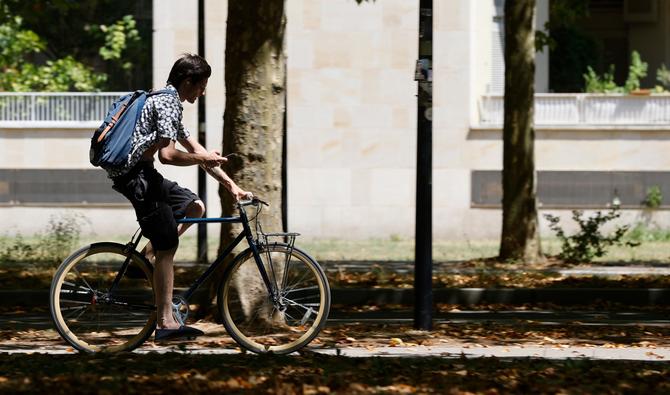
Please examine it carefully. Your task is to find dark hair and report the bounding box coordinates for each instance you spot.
[166,53,211,88]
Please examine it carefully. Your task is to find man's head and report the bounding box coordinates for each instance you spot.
[167,54,211,103]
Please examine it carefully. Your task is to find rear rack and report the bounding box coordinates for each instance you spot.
[258,232,301,250]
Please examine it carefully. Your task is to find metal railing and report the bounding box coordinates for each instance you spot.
[0,92,127,128]
[479,93,670,128]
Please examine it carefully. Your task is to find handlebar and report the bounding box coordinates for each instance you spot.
[237,196,269,208]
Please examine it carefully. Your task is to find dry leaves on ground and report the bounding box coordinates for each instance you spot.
[1,352,670,394]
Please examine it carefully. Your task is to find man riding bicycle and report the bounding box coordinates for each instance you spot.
[107,54,251,341]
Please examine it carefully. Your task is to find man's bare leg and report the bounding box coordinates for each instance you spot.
[142,200,205,264]
[176,200,206,236]
[141,242,155,264]
[154,247,180,330]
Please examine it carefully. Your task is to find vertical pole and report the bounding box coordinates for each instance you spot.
[414,0,433,330]
[282,72,288,233]
[197,0,208,263]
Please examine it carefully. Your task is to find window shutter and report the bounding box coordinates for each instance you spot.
[489,0,505,94]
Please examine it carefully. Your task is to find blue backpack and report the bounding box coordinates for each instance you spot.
[90,89,175,169]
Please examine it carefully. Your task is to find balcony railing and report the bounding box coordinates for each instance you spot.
[479,93,670,128]
[0,92,127,128]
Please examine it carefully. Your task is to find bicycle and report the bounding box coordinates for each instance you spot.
[49,198,331,354]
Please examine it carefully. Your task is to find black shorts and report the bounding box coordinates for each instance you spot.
[112,162,199,251]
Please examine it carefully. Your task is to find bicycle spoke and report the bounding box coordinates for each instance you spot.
[283,285,319,295]
[281,271,312,295]
[284,294,320,303]
[71,268,95,293]
[62,281,94,293]
[284,299,320,308]
[280,251,293,292]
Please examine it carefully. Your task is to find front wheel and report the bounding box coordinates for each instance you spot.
[218,243,330,354]
[49,242,156,353]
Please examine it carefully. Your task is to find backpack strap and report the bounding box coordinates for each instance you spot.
[146,88,178,97]
[96,91,142,143]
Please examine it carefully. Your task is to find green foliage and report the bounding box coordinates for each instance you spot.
[626,224,670,243]
[656,64,670,91]
[0,214,84,263]
[92,15,140,71]
[0,15,106,91]
[0,16,44,64]
[544,209,639,263]
[583,65,621,93]
[643,185,663,209]
[2,1,152,91]
[583,51,649,94]
[623,50,648,93]
[12,56,107,91]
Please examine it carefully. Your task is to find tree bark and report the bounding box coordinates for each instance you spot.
[220,0,286,244]
[499,0,543,263]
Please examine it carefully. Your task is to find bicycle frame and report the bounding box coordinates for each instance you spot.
[109,202,279,306]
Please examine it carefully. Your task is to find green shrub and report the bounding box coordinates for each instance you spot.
[643,186,663,209]
[626,224,670,243]
[544,209,639,263]
[583,65,620,93]
[656,64,670,91]
[583,50,648,94]
[0,213,84,264]
[624,51,648,93]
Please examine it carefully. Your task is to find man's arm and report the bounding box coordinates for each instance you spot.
[158,138,224,167]
[179,135,251,201]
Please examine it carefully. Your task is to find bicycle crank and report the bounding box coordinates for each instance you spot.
[171,295,190,326]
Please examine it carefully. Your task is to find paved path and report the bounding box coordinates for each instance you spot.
[2,344,669,361]
[322,261,670,276]
[2,310,670,361]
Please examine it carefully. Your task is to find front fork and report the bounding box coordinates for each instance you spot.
[241,211,282,306]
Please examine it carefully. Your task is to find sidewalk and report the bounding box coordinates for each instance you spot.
[3,343,669,361]
[2,310,669,361]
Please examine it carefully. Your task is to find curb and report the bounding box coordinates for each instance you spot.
[332,288,670,306]
[3,288,670,308]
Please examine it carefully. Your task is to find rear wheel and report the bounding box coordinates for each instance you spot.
[49,243,156,353]
[218,244,330,354]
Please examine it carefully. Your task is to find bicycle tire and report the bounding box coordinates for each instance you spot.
[50,242,156,353]
[218,243,330,354]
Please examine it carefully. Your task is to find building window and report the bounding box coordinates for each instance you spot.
[472,170,670,208]
[0,169,126,205]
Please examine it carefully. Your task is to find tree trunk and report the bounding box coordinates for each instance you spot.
[220,0,286,233]
[499,0,543,263]
[195,0,285,319]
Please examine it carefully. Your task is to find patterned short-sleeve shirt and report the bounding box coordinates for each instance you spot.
[106,84,190,178]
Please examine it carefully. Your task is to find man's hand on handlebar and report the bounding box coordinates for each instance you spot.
[237,196,269,207]
[232,188,253,202]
